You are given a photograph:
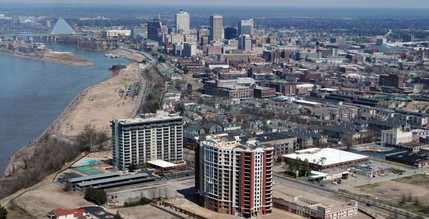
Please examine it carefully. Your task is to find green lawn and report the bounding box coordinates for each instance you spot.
[390,168,405,175]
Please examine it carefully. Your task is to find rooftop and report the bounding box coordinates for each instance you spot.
[114,111,182,125]
[283,148,369,167]
[147,160,177,168]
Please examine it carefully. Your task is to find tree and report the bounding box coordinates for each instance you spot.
[128,163,137,172]
[399,193,406,206]
[407,193,413,202]
[148,187,159,200]
[63,180,72,192]
[114,212,123,219]
[84,187,107,205]
[413,197,421,207]
[341,134,354,149]
[0,206,7,219]
[301,159,312,177]
[158,56,166,63]
[160,187,169,200]
[76,125,109,151]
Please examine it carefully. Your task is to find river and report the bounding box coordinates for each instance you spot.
[0,45,130,174]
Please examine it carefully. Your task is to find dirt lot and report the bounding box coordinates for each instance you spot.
[347,175,429,216]
[13,183,92,218]
[58,63,143,137]
[393,174,429,190]
[117,204,188,219]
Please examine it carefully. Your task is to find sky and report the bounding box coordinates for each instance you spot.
[3,0,429,8]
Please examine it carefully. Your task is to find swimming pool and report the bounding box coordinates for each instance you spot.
[73,158,101,167]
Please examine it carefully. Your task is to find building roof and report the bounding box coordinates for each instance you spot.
[68,172,120,183]
[147,160,177,168]
[386,152,429,166]
[76,172,150,188]
[49,18,76,35]
[251,132,296,143]
[114,111,182,126]
[51,209,85,217]
[283,148,368,167]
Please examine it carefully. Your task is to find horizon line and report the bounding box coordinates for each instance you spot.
[2,3,429,9]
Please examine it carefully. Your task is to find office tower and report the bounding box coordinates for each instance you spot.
[183,42,197,57]
[238,18,254,36]
[175,10,190,34]
[111,111,183,170]
[209,15,224,42]
[198,27,210,46]
[196,134,273,217]
[147,19,163,42]
[238,34,252,51]
[224,27,238,40]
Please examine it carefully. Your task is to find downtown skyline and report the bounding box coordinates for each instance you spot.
[3,0,429,8]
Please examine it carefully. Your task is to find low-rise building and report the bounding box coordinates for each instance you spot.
[203,79,255,99]
[253,87,276,98]
[283,148,369,170]
[386,151,429,167]
[273,185,358,219]
[381,128,413,146]
[47,209,85,219]
[248,132,298,158]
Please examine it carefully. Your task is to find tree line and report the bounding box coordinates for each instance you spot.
[0,125,109,199]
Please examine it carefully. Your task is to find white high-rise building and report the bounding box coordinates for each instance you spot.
[209,15,224,43]
[175,10,190,34]
[111,111,183,170]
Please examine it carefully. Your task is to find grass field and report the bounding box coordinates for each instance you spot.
[393,174,429,190]
[73,166,103,175]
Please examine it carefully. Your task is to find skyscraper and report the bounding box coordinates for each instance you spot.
[196,134,273,217]
[224,27,238,40]
[175,10,190,34]
[238,34,252,51]
[238,18,254,36]
[209,15,224,43]
[147,18,163,42]
[111,111,184,170]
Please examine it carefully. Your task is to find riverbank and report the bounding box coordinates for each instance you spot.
[0,51,145,199]
[3,61,144,175]
[56,62,143,138]
[0,48,93,66]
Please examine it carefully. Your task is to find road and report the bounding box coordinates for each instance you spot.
[120,46,156,62]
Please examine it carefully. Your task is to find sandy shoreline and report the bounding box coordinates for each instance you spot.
[3,49,147,176]
[0,50,94,66]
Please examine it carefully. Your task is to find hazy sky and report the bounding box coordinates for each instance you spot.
[3,0,429,8]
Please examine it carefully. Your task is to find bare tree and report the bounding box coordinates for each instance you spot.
[76,124,109,151]
[160,187,169,200]
[148,187,159,200]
